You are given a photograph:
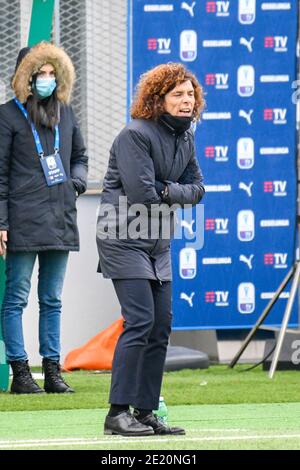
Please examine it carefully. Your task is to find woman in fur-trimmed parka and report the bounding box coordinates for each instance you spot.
[0,42,88,394]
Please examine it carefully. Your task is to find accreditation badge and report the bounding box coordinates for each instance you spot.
[40,153,67,186]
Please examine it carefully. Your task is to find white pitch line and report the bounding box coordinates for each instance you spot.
[1,433,300,448]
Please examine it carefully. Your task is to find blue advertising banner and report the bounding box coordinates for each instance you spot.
[128,0,299,329]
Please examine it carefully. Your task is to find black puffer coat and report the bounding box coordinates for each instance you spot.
[0,100,88,251]
[96,118,205,281]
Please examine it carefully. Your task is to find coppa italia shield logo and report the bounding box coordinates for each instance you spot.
[237,65,255,97]
[237,138,254,169]
[237,210,255,241]
[179,247,197,279]
[205,145,229,162]
[206,1,230,16]
[180,30,197,61]
[264,253,288,268]
[238,283,255,314]
[205,291,229,306]
[238,0,256,24]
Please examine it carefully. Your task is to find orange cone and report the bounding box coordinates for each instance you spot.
[63,317,124,371]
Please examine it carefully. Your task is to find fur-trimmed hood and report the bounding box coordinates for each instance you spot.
[12,42,75,104]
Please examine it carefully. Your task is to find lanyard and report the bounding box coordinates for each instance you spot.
[14,97,59,158]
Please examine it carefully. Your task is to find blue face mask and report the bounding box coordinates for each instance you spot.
[35,78,57,98]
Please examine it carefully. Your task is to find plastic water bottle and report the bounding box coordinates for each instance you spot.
[154,396,168,425]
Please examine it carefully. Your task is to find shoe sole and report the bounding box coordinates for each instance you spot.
[104,429,154,437]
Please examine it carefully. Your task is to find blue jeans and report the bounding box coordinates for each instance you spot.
[1,251,69,362]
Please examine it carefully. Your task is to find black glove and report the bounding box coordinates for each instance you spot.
[155,180,169,200]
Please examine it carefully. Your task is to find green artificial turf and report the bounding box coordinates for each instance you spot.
[1,403,300,450]
[0,365,299,412]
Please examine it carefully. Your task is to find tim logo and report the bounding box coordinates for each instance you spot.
[205,218,229,234]
[237,65,255,97]
[205,73,229,89]
[264,36,288,52]
[263,108,287,124]
[263,181,287,197]
[238,283,255,314]
[237,138,254,169]
[237,210,255,241]
[206,1,230,16]
[205,145,228,162]
[238,0,256,24]
[264,253,288,269]
[147,38,171,54]
[205,291,229,307]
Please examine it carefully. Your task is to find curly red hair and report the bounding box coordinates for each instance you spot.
[131,63,205,121]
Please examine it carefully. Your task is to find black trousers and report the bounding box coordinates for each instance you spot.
[110,279,172,410]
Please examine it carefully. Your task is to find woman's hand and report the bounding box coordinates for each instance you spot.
[0,230,7,256]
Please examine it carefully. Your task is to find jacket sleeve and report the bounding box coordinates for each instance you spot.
[115,128,161,206]
[0,109,12,230]
[164,149,205,207]
[70,107,88,195]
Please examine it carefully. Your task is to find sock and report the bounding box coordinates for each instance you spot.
[108,404,129,417]
[134,408,152,419]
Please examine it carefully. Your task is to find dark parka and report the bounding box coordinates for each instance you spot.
[0,42,88,252]
[96,118,205,281]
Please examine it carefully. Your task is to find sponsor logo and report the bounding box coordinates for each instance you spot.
[263,108,287,124]
[205,145,229,161]
[202,40,232,47]
[202,112,231,120]
[264,36,288,52]
[239,109,253,125]
[180,30,197,61]
[205,185,232,192]
[181,1,196,17]
[237,65,255,97]
[239,182,253,197]
[179,248,197,279]
[263,181,287,196]
[239,254,254,269]
[205,218,229,234]
[238,283,255,313]
[147,38,171,54]
[206,1,230,16]
[205,73,229,89]
[261,2,291,11]
[180,291,195,307]
[260,147,289,155]
[237,138,254,169]
[260,75,289,83]
[264,253,288,268]
[260,219,290,227]
[261,292,289,299]
[240,37,254,52]
[202,257,232,265]
[237,210,255,241]
[144,4,174,12]
[238,0,256,24]
[205,291,229,306]
[180,219,195,237]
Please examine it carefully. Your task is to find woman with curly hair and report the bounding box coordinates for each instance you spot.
[97,63,205,436]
